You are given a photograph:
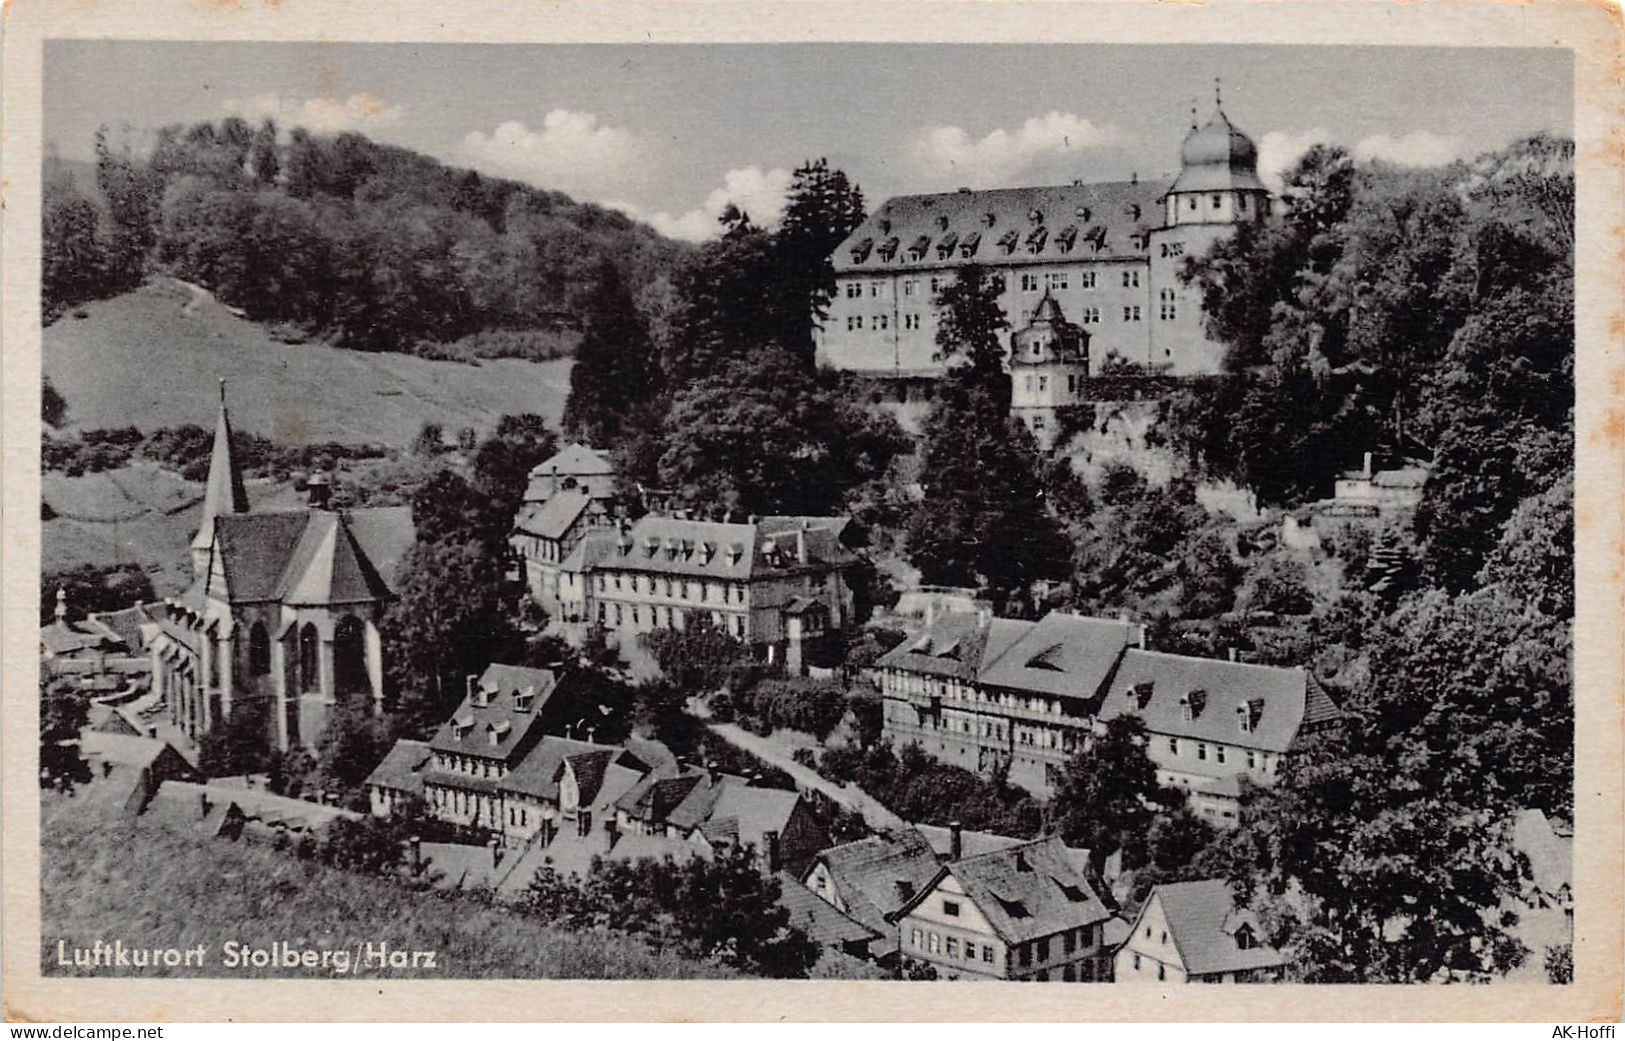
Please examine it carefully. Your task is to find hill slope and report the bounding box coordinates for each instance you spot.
[40,795,734,980]
[44,279,574,446]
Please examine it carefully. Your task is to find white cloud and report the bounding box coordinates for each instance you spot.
[613,165,794,242]
[223,92,405,134]
[457,110,646,199]
[1353,130,1463,168]
[1256,128,1333,192]
[909,112,1125,188]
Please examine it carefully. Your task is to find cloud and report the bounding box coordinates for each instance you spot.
[457,110,646,199]
[612,165,794,242]
[1257,128,1464,191]
[909,112,1126,188]
[223,92,405,134]
[1256,128,1333,192]
[1353,130,1463,168]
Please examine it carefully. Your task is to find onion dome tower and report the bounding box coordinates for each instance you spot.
[1165,80,1271,227]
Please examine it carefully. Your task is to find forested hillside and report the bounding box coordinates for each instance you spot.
[42,120,691,358]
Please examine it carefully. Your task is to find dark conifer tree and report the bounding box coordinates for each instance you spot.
[562,259,662,448]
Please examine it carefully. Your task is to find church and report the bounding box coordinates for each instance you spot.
[816,95,1272,379]
[148,384,415,752]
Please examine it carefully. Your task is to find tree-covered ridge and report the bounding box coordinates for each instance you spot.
[42,119,691,355]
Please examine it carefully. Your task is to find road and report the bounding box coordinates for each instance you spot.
[703,721,907,833]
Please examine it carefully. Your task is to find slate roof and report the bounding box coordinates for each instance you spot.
[426,664,559,762]
[776,872,881,949]
[605,832,707,865]
[86,602,166,653]
[1141,879,1287,976]
[902,837,1115,946]
[498,736,609,799]
[145,779,360,832]
[514,490,601,542]
[875,611,996,682]
[559,529,621,573]
[808,829,944,950]
[1096,649,1324,754]
[595,515,855,582]
[703,782,806,854]
[1169,111,1269,195]
[530,442,614,480]
[209,507,412,606]
[364,739,430,795]
[1372,467,1429,490]
[617,772,705,821]
[913,822,1026,860]
[40,619,123,656]
[193,396,251,552]
[834,181,1172,275]
[975,613,1142,703]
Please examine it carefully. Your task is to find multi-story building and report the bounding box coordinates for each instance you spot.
[1008,292,1091,448]
[417,664,561,831]
[817,101,1272,379]
[563,514,857,669]
[522,442,616,505]
[1114,879,1287,983]
[873,609,1340,805]
[892,837,1122,981]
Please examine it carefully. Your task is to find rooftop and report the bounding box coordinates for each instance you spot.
[903,836,1114,945]
[1141,878,1287,976]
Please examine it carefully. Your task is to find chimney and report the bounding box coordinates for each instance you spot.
[1363,451,1373,478]
[467,674,480,706]
[199,793,212,820]
[707,760,721,785]
[54,587,67,624]
[949,820,964,862]
[1228,646,1239,663]
[489,837,502,867]
[763,830,781,874]
[409,835,422,875]
[586,727,596,745]
[306,471,332,510]
[796,530,808,565]
[146,725,158,739]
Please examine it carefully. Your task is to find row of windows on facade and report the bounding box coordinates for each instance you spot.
[910,922,1096,968]
[843,266,1158,300]
[846,305,1161,333]
[598,600,748,638]
[883,672,1074,715]
[436,751,508,777]
[1165,736,1276,773]
[1021,373,1087,395]
[595,573,748,603]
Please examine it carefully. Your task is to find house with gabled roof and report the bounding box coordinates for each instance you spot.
[512,488,613,615]
[1095,650,1342,825]
[496,734,664,848]
[523,442,616,504]
[418,664,561,831]
[147,383,415,753]
[1114,879,1287,983]
[891,836,1123,981]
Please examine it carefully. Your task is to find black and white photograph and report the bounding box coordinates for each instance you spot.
[4,0,1621,1025]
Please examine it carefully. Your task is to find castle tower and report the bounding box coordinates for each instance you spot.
[191,379,250,579]
[1009,291,1089,450]
[1163,80,1271,228]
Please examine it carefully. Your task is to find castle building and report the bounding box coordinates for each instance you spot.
[817,98,1272,379]
[1008,291,1091,448]
[148,384,414,752]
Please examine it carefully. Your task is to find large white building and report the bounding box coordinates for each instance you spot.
[817,102,1272,379]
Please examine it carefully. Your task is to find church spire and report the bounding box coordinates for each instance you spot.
[191,379,249,578]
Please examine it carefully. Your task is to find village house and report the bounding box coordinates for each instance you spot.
[523,442,616,505]
[496,734,671,848]
[873,609,1340,804]
[1114,879,1288,983]
[147,384,414,753]
[1008,292,1092,449]
[819,97,1272,380]
[78,729,200,815]
[561,514,858,673]
[512,489,613,614]
[892,837,1122,981]
[417,664,562,831]
[1094,650,1343,826]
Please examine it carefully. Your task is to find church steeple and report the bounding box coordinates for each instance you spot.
[191,379,249,579]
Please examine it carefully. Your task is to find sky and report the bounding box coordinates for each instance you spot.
[45,42,1572,242]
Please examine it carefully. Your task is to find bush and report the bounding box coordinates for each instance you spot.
[741,676,847,740]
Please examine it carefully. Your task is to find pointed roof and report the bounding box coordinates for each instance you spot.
[1170,107,1268,195]
[192,380,249,551]
[276,512,394,606]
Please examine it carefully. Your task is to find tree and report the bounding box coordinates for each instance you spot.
[772,158,866,361]
[933,264,1010,409]
[472,412,557,520]
[640,615,749,693]
[41,377,68,429]
[1476,471,1573,619]
[42,171,109,318]
[1176,529,1242,618]
[1241,554,1314,616]
[313,696,394,792]
[320,815,408,876]
[1047,715,1174,872]
[198,699,272,778]
[40,686,92,793]
[562,259,663,447]
[41,563,156,624]
[249,118,280,185]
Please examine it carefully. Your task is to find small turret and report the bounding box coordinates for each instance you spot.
[191,380,250,580]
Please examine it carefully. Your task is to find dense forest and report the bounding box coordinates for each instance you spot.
[42,120,690,359]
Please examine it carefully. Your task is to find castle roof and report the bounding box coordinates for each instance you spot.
[595,515,855,582]
[1169,109,1268,195]
[834,180,1171,275]
[207,506,412,606]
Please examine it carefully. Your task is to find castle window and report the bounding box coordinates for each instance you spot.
[1123,306,1142,322]
[904,313,920,330]
[1122,270,1140,288]
[1038,376,1048,392]
[903,279,917,297]
[845,283,862,298]
[1188,197,1198,211]
[870,281,883,297]
[1211,194,1223,208]
[875,313,889,330]
[1046,270,1069,291]
[1080,271,1097,289]
[1020,273,1040,293]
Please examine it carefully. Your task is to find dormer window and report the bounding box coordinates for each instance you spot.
[727,542,745,565]
[1055,225,1078,252]
[1132,681,1154,710]
[1180,689,1206,721]
[936,214,950,231]
[958,232,981,258]
[1238,698,1264,734]
[1075,206,1092,222]
[515,685,536,712]
[665,538,680,560]
[1235,925,1256,950]
[643,537,659,558]
[935,232,959,259]
[849,238,873,264]
[997,230,1019,255]
[700,540,717,564]
[908,235,931,261]
[1124,203,1141,220]
[1025,227,1048,253]
[878,218,892,234]
[1027,208,1043,224]
[877,237,899,261]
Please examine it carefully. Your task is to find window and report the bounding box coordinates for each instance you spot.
[929,932,940,954]
[912,928,924,948]
[1247,751,1258,769]
[1080,306,1100,324]
[982,945,994,964]
[1020,273,1040,293]
[903,279,918,297]
[1188,197,1198,211]
[1168,738,1179,755]
[1239,195,1249,212]
[869,281,882,297]
[942,900,960,917]
[845,283,861,298]
[945,937,960,957]
[904,313,920,330]
[1211,194,1223,208]
[1080,271,1097,289]
[613,604,623,625]
[1017,944,1031,967]
[874,313,889,330]
[1158,963,1167,981]
[964,942,977,961]
[1160,241,1185,258]
[846,315,864,331]
[1197,743,1208,761]
[1216,746,1227,764]
[1037,375,1048,392]
[1046,270,1069,291]
[930,276,946,293]
[1063,931,1076,955]
[1036,938,1050,962]
[1159,288,1178,321]
[1122,270,1140,288]
[1123,306,1142,322]
[1133,952,1143,971]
